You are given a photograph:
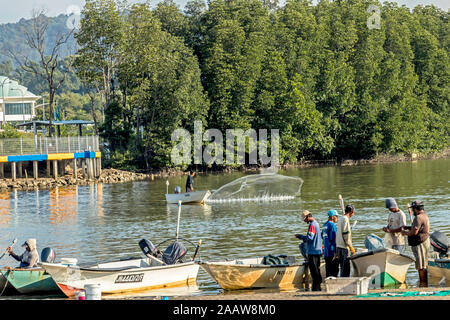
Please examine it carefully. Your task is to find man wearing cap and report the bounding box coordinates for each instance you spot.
[382,198,407,252]
[322,210,339,277]
[336,204,356,277]
[186,171,195,193]
[295,210,323,291]
[7,239,39,268]
[401,200,430,287]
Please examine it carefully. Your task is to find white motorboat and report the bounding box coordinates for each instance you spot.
[41,257,199,297]
[349,248,415,287]
[165,190,211,204]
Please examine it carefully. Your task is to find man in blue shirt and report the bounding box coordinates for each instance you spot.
[185,171,195,192]
[322,210,339,277]
[295,210,323,291]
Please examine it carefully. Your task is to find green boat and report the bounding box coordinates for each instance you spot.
[0,268,62,294]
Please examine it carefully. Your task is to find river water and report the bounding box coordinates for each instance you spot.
[0,158,448,298]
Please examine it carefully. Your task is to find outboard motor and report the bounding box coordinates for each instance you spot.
[162,241,187,265]
[41,247,56,263]
[139,239,159,258]
[364,234,385,251]
[430,231,449,258]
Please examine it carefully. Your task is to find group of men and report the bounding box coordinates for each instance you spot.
[296,199,431,291]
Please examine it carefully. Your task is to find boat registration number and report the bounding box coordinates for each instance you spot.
[115,273,144,283]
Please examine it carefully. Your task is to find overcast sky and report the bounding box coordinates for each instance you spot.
[0,0,448,24]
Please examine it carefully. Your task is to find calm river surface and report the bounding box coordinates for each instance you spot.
[0,158,448,299]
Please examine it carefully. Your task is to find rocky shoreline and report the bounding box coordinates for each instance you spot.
[0,149,448,191]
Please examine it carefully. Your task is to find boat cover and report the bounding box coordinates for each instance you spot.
[364,234,385,251]
[162,241,187,265]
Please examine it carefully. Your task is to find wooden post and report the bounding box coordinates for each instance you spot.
[53,160,58,179]
[17,162,23,178]
[73,158,77,179]
[46,160,51,177]
[87,158,94,180]
[97,157,102,176]
[0,163,4,179]
[11,162,16,181]
[33,161,38,180]
[82,159,86,178]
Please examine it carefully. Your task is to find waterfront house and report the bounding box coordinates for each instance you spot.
[0,76,41,125]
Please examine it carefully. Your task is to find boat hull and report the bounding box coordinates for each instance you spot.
[0,268,61,294]
[0,272,17,295]
[428,259,450,285]
[41,260,200,297]
[165,190,211,204]
[349,248,414,287]
[199,258,312,290]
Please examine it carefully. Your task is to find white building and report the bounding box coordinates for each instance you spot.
[0,76,41,124]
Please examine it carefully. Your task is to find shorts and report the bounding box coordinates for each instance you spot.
[411,238,430,270]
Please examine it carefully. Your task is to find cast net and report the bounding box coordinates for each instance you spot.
[206,173,303,203]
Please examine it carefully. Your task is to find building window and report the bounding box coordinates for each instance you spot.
[5,103,32,115]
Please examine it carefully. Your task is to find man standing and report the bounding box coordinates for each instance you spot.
[336,204,356,277]
[322,210,339,277]
[401,200,430,287]
[295,210,323,291]
[7,239,39,268]
[382,198,407,251]
[185,171,195,193]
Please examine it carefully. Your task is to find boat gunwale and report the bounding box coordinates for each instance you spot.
[198,261,307,268]
[41,260,197,273]
[348,248,415,262]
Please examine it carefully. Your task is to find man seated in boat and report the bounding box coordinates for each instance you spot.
[382,198,407,252]
[7,239,39,268]
[186,171,195,192]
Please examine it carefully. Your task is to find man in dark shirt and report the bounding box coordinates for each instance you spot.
[401,200,430,287]
[186,171,195,192]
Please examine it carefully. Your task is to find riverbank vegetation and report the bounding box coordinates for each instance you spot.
[2,0,449,171]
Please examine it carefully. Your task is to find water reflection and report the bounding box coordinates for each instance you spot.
[0,158,447,299]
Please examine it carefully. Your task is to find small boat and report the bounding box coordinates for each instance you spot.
[0,272,17,295]
[428,231,450,284]
[199,256,312,290]
[0,267,61,294]
[165,190,211,204]
[349,248,415,287]
[41,257,199,297]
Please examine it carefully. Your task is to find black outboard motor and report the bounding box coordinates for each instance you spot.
[41,247,55,263]
[139,239,159,258]
[162,241,187,265]
[430,231,449,258]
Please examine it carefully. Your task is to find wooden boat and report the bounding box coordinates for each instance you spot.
[199,257,315,290]
[428,258,450,284]
[165,190,211,204]
[349,248,414,287]
[0,271,17,295]
[40,257,200,297]
[0,268,61,294]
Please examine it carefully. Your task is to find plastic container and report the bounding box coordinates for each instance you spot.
[324,277,370,295]
[61,258,78,266]
[84,284,102,300]
[75,290,86,300]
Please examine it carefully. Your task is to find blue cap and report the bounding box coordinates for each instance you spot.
[328,210,338,217]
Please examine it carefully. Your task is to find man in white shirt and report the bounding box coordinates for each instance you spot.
[382,198,407,252]
[336,204,356,277]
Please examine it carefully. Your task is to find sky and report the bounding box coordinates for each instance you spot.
[0,0,448,24]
